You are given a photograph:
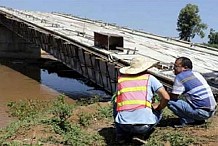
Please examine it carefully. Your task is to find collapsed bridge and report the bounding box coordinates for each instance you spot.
[0,7,218,99]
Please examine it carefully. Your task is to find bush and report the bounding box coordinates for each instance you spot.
[7,99,48,121]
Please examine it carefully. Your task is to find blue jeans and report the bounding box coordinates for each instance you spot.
[168,99,215,124]
[115,110,162,140]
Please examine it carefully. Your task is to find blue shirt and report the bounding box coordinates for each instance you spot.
[115,75,163,124]
[172,70,217,110]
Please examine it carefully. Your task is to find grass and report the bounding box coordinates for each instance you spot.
[78,112,93,127]
[0,95,215,145]
[162,131,195,146]
[145,130,196,146]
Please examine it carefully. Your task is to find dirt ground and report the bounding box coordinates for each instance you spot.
[77,103,218,146]
[2,101,218,146]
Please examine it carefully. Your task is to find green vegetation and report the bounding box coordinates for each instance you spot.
[0,95,215,145]
[78,112,93,127]
[208,28,218,44]
[207,28,218,48]
[162,131,195,146]
[7,99,49,121]
[96,104,113,119]
[177,4,207,42]
[146,130,196,146]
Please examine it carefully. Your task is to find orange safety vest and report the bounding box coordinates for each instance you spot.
[116,74,152,111]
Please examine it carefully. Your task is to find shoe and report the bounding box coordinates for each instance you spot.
[116,135,132,144]
[173,120,205,128]
[116,137,125,144]
[116,139,125,144]
[192,120,205,125]
[116,135,125,144]
[173,123,186,128]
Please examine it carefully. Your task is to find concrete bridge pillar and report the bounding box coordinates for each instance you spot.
[0,24,40,59]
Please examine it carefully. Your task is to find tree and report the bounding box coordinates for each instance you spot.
[177,4,207,42]
[207,28,218,48]
[208,28,218,44]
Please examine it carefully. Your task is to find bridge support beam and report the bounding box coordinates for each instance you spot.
[0,24,40,59]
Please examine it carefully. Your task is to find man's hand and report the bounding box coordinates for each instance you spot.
[152,102,160,110]
[155,87,170,111]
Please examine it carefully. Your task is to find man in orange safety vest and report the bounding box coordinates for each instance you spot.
[113,56,170,144]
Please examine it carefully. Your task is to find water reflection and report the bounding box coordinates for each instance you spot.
[41,69,102,99]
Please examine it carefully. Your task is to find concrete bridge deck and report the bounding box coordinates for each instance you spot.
[0,7,218,96]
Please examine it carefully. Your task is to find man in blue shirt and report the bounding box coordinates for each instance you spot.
[168,57,217,127]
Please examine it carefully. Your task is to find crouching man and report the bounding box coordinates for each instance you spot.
[168,57,217,128]
[113,56,170,143]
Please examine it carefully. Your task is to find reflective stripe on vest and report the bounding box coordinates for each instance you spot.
[117,100,151,108]
[117,86,147,96]
[118,75,149,83]
[116,74,151,111]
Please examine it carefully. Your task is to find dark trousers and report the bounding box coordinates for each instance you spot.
[115,110,162,141]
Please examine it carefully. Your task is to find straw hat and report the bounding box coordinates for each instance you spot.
[119,56,158,74]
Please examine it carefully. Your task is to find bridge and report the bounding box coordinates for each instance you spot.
[0,7,218,97]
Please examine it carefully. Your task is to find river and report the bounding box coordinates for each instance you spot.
[0,57,108,128]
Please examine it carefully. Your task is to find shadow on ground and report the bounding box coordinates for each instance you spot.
[98,126,154,146]
[158,117,180,127]
[98,127,117,146]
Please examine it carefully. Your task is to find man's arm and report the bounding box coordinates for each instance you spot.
[152,87,170,111]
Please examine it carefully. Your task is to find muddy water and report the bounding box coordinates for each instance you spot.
[0,58,108,128]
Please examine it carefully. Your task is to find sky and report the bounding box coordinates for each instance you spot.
[0,0,218,43]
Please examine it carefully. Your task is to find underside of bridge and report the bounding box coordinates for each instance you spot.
[0,24,40,59]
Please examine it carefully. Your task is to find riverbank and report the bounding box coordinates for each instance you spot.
[0,57,109,129]
[0,95,217,145]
